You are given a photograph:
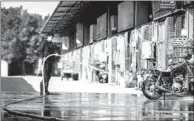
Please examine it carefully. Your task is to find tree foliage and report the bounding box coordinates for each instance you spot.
[1,6,50,75]
[1,6,49,65]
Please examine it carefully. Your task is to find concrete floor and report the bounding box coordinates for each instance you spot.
[2,92,194,121]
[1,76,194,121]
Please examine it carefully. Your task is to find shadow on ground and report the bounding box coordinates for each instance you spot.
[1,77,37,93]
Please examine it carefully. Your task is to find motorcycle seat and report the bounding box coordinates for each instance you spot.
[161,71,171,76]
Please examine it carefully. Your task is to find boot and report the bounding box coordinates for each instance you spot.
[45,82,50,95]
[45,91,50,95]
[40,82,43,95]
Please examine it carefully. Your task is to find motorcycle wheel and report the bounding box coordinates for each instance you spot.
[142,77,163,100]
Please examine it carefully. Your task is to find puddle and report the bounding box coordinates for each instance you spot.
[2,92,194,120]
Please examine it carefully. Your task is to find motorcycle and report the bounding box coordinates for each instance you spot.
[142,55,194,100]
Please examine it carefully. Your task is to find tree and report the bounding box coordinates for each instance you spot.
[1,6,47,75]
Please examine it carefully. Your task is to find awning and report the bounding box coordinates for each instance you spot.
[40,1,90,34]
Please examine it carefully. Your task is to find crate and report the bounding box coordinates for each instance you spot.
[169,37,193,63]
[170,37,193,47]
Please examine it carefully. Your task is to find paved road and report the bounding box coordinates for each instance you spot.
[2,91,194,121]
[1,76,194,120]
[1,76,144,94]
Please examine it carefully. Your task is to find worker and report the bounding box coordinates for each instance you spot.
[35,34,55,95]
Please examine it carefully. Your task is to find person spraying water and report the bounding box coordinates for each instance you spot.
[3,40,61,120]
[35,34,60,95]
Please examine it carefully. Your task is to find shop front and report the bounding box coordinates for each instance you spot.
[40,1,193,87]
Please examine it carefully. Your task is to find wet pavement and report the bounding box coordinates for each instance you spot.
[1,91,194,121]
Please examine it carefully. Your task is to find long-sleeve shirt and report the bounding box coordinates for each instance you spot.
[36,40,54,59]
[36,40,46,58]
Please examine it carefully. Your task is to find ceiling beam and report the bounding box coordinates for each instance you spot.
[50,20,60,22]
[47,22,58,24]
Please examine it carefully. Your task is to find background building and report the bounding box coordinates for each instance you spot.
[41,1,194,87]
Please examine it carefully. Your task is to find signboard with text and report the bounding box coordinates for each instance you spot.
[152,1,177,20]
[159,1,176,9]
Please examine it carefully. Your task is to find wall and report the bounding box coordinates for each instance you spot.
[1,60,8,77]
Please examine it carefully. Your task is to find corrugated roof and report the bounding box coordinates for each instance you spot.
[40,1,90,34]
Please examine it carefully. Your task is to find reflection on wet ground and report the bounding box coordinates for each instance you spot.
[1,92,194,121]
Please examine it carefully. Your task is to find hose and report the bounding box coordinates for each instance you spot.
[3,53,65,121]
[3,53,124,120]
[42,54,61,95]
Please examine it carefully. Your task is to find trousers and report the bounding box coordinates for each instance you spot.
[40,60,53,93]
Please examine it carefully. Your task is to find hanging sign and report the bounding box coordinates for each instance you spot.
[152,1,177,20]
[159,1,176,9]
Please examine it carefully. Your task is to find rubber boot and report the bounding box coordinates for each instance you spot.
[40,81,43,95]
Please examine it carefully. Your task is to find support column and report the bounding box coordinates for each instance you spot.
[107,5,111,36]
[108,38,112,84]
[107,4,112,84]
[164,18,168,70]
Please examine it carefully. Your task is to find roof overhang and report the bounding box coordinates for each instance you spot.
[40,1,90,35]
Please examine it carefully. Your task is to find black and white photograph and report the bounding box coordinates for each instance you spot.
[1,1,194,121]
